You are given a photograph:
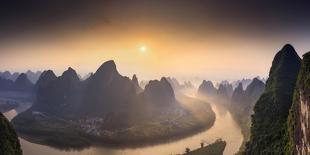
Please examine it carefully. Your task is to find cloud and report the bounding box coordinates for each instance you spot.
[1,0,310,38]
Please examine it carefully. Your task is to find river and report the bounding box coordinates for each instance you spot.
[4,98,243,155]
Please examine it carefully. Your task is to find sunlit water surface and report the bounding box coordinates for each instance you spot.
[4,97,242,155]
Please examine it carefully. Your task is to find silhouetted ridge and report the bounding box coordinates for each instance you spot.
[0,71,19,81]
[83,60,136,115]
[35,70,57,87]
[144,77,176,105]
[217,83,233,99]
[166,77,181,90]
[14,73,34,91]
[34,68,82,113]
[26,70,42,83]
[30,60,181,118]
[0,73,34,92]
[166,77,194,91]
[282,44,295,53]
[198,80,217,96]
[60,67,80,82]
[95,60,119,76]
[132,74,139,85]
[269,44,301,82]
[1,71,12,79]
[231,83,245,104]
[244,78,265,100]
[132,74,143,93]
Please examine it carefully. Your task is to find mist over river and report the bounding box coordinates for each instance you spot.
[4,97,242,155]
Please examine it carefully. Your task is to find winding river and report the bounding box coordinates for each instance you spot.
[4,97,243,155]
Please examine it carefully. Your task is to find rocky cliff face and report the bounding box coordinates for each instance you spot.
[0,113,22,155]
[288,52,310,155]
[297,92,310,154]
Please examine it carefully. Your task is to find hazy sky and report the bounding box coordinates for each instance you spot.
[1,0,310,82]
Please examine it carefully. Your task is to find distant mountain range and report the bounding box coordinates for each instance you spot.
[0,70,41,84]
[198,80,217,97]
[197,78,264,104]
[12,60,216,147]
[231,78,265,107]
[231,77,266,89]
[166,77,195,91]
[0,73,34,92]
[197,77,265,122]
[138,77,195,93]
[32,60,177,118]
[197,69,266,154]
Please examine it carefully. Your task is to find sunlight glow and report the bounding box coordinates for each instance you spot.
[139,45,147,53]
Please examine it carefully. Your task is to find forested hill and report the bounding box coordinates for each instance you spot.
[244,44,301,154]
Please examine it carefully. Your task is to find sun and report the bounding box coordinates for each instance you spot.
[139,45,147,53]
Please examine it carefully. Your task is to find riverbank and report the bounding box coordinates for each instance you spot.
[228,104,252,154]
[183,139,226,155]
[3,96,243,155]
[195,96,243,155]
[12,98,216,149]
[0,99,18,113]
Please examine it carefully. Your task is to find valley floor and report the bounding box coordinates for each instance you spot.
[12,97,216,149]
[183,139,226,155]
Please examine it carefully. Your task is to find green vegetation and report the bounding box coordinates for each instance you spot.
[12,99,216,149]
[0,113,22,155]
[183,139,226,155]
[230,109,251,154]
[229,78,265,154]
[12,110,92,149]
[244,44,301,154]
[287,52,310,154]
